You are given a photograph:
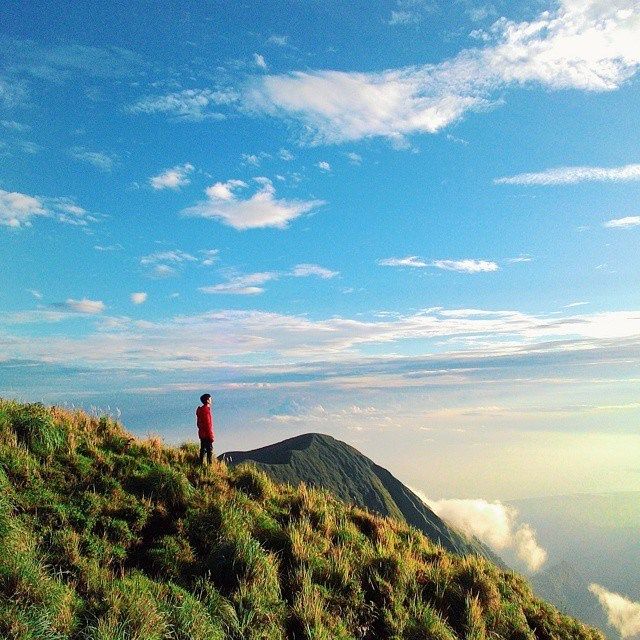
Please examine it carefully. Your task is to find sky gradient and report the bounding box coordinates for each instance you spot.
[1,0,640,504]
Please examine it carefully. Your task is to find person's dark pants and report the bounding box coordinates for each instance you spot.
[199,438,213,465]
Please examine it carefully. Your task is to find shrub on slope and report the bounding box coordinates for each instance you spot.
[0,399,604,640]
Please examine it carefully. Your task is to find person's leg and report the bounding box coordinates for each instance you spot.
[199,438,206,465]
[206,439,213,465]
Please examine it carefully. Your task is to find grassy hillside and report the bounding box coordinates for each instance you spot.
[0,399,604,640]
[221,433,502,564]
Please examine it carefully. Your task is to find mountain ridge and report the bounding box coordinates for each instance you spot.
[221,432,503,564]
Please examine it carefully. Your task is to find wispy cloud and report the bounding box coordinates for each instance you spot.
[316,161,331,172]
[253,53,268,70]
[201,263,337,295]
[267,35,289,47]
[94,244,123,252]
[1,119,30,132]
[246,2,640,144]
[200,272,278,295]
[291,263,338,279]
[387,0,436,26]
[70,147,116,171]
[431,259,499,273]
[496,163,640,186]
[378,256,429,267]
[3,40,145,82]
[128,88,238,121]
[507,254,532,264]
[200,249,220,266]
[417,492,547,572]
[379,256,498,272]
[182,177,324,230]
[140,249,198,277]
[589,584,640,639]
[149,163,194,190]
[57,298,106,314]
[604,216,640,228]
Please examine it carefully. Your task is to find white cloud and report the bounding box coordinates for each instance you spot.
[0,191,95,229]
[379,256,428,267]
[253,53,267,70]
[346,152,362,165]
[419,494,547,572]
[130,292,147,305]
[128,88,237,121]
[604,215,640,228]
[267,35,289,47]
[279,148,294,161]
[70,147,116,171]
[317,161,331,172]
[431,259,499,273]
[62,298,105,314]
[26,289,42,299]
[205,179,248,201]
[507,254,533,263]
[378,256,498,272]
[589,584,640,638]
[200,272,278,295]
[0,189,47,227]
[496,163,640,186]
[183,177,324,230]
[291,263,338,279]
[247,1,640,144]
[564,301,590,308]
[149,163,194,190]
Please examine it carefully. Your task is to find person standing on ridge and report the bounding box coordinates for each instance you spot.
[196,393,214,465]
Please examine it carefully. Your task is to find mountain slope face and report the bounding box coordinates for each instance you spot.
[0,400,604,640]
[531,562,617,640]
[221,433,500,563]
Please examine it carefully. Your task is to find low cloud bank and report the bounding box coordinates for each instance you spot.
[414,492,547,572]
[589,584,640,639]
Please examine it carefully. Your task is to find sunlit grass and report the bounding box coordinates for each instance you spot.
[0,398,605,639]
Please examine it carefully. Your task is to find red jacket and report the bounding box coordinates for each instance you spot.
[196,405,214,440]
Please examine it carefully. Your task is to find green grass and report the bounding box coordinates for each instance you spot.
[0,399,605,640]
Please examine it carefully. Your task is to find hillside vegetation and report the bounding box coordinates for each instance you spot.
[222,433,501,563]
[0,399,604,640]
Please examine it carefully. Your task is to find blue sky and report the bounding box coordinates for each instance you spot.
[2,0,640,504]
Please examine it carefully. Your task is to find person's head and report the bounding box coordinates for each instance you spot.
[200,393,212,405]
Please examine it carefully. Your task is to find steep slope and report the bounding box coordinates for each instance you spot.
[531,562,617,640]
[221,433,501,563]
[0,399,604,640]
